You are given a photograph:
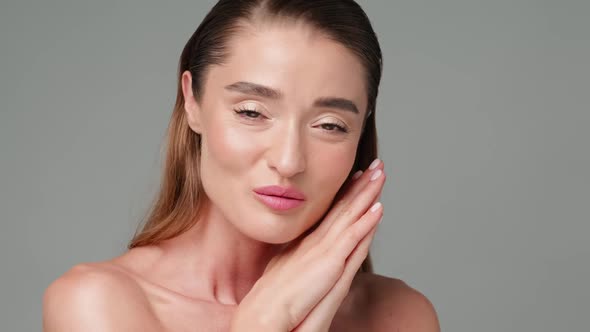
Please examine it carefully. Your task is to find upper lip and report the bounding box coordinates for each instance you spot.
[253,185,306,200]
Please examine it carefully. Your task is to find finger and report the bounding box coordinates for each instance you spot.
[323,170,385,244]
[312,160,385,238]
[329,201,383,262]
[345,219,379,268]
[332,160,385,219]
[311,167,385,246]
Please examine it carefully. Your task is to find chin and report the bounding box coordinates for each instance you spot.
[236,213,311,245]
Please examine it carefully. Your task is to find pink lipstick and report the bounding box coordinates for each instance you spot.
[253,185,306,211]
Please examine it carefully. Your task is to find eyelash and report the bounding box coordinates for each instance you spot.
[233,107,349,133]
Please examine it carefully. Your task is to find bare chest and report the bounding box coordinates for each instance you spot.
[147,298,365,332]
[148,298,236,332]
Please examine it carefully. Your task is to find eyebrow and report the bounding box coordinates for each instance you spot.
[224,81,359,114]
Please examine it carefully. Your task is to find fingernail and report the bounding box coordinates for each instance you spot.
[370,169,382,181]
[352,170,363,180]
[370,202,382,212]
[368,159,381,170]
[379,217,383,224]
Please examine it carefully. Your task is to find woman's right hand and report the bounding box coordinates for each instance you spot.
[230,159,386,332]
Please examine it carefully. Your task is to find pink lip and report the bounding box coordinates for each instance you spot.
[253,185,306,200]
[253,185,306,211]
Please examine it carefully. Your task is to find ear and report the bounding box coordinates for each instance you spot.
[181,70,202,134]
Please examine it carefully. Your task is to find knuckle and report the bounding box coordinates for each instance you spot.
[343,228,362,245]
[334,199,348,211]
[340,207,353,218]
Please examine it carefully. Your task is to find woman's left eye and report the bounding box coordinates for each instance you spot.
[319,122,348,133]
[234,108,263,120]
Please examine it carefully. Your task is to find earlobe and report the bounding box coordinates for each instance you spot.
[181,70,202,134]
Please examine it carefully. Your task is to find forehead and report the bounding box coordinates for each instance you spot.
[205,21,368,114]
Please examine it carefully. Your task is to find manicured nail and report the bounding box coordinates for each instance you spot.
[368,158,381,170]
[370,202,382,212]
[352,170,363,180]
[370,169,382,181]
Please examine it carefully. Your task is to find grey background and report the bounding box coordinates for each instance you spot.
[1,0,588,331]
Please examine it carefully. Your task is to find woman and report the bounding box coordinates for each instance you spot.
[43,1,440,331]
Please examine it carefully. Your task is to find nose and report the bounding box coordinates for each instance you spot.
[266,124,306,178]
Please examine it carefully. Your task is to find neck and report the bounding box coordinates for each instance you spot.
[153,200,283,305]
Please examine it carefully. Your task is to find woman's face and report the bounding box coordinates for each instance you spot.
[183,22,368,244]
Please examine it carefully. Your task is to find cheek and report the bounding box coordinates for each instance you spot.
[201,116,260,178]
[293,142,356,236]
[198,116,262,217]
[308,143,357,203]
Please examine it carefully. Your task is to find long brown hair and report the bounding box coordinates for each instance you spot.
[129,0,383,274]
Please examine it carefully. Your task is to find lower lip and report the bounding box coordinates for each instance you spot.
[253,192,304,211]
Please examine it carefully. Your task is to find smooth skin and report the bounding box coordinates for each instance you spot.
[43,21,440,332]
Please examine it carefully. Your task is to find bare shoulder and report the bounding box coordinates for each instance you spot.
[43,262,161,332]
[356,272,440,332]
